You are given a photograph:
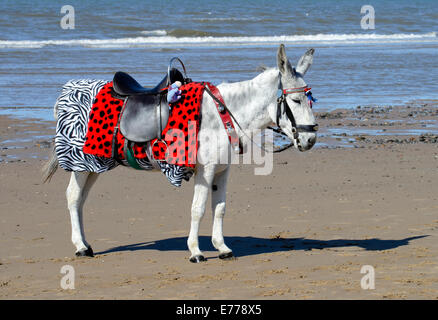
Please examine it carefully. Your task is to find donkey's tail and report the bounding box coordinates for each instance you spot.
[42,143,58,183]
[42,99,60,183]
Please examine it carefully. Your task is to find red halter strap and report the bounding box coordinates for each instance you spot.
[204,83,242,154]
[282,86,311,95]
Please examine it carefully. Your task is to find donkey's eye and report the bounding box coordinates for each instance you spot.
[292,99,301,104]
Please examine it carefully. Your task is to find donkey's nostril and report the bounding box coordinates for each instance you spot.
[308,137,316,146]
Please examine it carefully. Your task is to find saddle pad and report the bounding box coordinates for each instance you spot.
[83,82,123,157]
[149,82,206,168]
[83,81,207,168]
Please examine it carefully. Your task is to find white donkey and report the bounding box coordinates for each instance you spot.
[43,44,317,263]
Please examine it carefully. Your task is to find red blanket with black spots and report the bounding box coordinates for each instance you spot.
[83,81,206,168]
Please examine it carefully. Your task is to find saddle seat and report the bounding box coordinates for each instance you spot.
[112,68,186,143]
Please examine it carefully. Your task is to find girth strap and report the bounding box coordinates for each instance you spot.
[124,140,143,170]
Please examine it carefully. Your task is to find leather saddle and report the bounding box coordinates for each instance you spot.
[112,68,185,142]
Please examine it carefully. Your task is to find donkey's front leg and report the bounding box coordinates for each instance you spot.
[211,165,234,260]
[66,171,98,257]
[187,164,216,263]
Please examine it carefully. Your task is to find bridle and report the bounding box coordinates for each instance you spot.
[206,72,320,154]
[275,74,319,140]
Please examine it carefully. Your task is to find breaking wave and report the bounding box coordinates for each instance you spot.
[0,32,436,48]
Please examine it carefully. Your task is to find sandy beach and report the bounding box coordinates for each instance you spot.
[0,103,437,300]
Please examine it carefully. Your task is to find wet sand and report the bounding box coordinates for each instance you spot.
[0,103,438,299]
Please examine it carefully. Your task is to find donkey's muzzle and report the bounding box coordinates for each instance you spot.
[297,132,317,152]
[307,135,317,148]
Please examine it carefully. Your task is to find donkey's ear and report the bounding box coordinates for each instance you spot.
[296,48,315,75]
[277,44,295,76]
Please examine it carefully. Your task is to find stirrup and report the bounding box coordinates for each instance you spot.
[150,139,169,163]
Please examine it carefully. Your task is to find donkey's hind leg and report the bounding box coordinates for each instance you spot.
[211,166,234,260]
[66,171,99,257]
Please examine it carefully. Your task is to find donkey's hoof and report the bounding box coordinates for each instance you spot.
[75,246,94,257]
[219,252,235,260]
[189,255,206,263]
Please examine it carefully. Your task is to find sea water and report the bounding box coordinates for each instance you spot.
[0,0,437,120]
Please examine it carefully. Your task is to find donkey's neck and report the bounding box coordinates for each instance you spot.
[217,68,278,133]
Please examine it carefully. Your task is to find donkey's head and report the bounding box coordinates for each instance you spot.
[275,44,318,151]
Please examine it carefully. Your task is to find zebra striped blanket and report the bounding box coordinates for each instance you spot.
[54,79,193,187]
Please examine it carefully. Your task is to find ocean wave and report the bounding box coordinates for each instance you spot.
[192,17,272,22]
[0,32,436,48]
[141,28,239,38]
[140,30,167,36]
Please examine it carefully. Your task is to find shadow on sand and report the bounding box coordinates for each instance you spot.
[97,235,427,259]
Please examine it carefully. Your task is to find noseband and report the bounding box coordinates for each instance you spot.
[276,74,319,140]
